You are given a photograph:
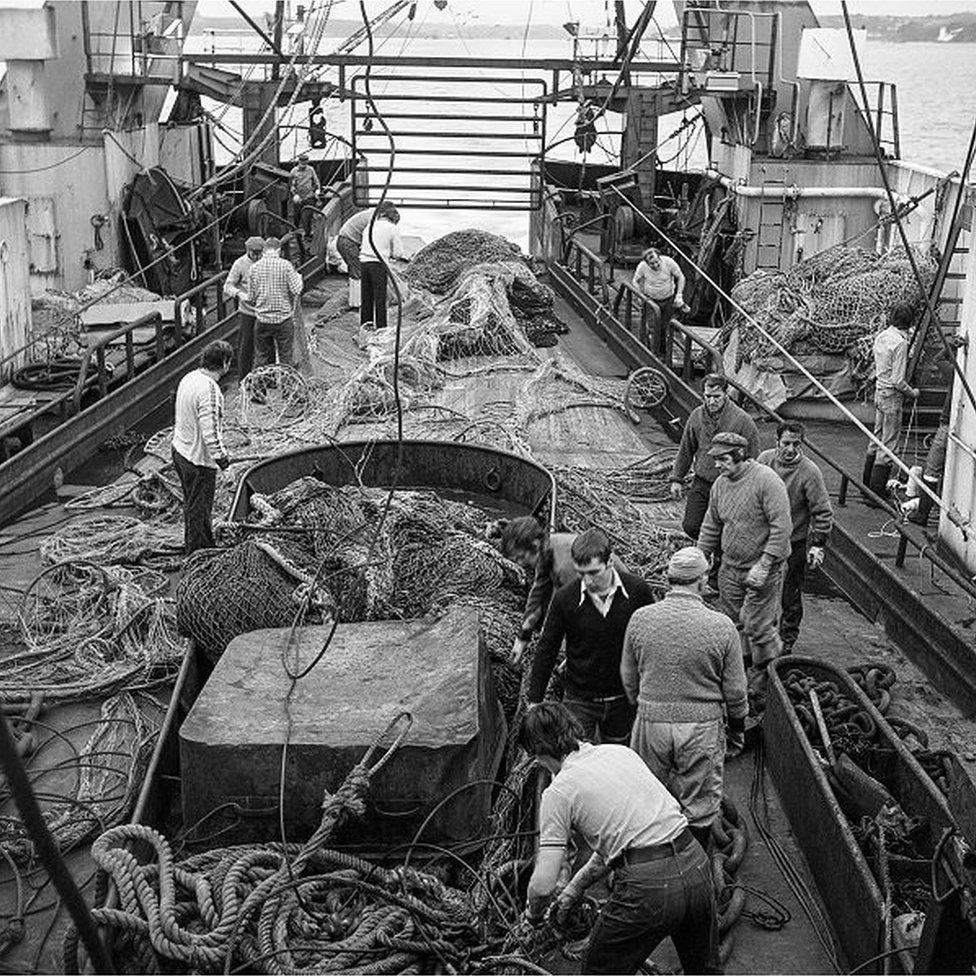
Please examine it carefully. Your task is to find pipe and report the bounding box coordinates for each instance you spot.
[706,168,909,203]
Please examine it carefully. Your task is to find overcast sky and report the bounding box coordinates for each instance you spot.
[197,0,976,26]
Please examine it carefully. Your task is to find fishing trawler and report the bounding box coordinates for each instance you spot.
[1,1,976,973]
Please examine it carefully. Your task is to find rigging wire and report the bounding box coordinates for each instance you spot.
[840,1,976,419]
[607,183,965,528]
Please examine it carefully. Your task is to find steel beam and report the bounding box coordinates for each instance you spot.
[181,54,678,72]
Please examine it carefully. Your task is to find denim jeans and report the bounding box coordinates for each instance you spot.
[361,261,388,329]
[237,311,256,381]
[583,839,721,975]
[564,696,635,745]
[682,475,713,541]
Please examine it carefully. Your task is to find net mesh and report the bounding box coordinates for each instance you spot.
[721,244,939,380]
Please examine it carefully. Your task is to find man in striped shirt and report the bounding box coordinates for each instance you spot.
[247,237,304,395]
[171,341,233,554]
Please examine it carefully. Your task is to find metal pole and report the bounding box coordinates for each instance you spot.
[0,706,114,973]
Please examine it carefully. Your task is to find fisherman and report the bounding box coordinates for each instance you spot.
[336,205,379,297]
[171,341,233,554]
[499,517,624,665]
[863,301,920,503]
[519,701,720,975]
[247,236,304,398]
[758,421,833,654]
[697,433,792,679]
[526,527,654,743]
[669,374,760,585]
[620,546,748,851]
[360,204,406,331]
[631,246,689,349]
[222,236,264,381]
[289,153,321,237]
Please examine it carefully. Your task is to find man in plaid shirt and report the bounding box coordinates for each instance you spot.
[247,237,303,396]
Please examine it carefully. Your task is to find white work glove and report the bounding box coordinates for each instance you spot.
[807,546,825,569]
[510,636,529,666]
[909,387,920,400]
[669,480,684,502]
[726,730,745,759]
[745,561,770,589]
[293,194,301,204]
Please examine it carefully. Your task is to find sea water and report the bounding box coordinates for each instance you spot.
[188,31,976,249]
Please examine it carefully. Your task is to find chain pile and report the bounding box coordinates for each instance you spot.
[780,660,952,930]
[722,244,938,381]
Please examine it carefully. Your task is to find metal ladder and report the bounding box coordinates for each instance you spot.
[754,178,787,270]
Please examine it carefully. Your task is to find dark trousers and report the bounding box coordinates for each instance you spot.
[584,840,721,975]
[237,311,255,381]
[682,475,713,540]
[564,696,635,745]
[254,316,295,371]
[683,475,721,584]
[361,261,388,330]
[336,235,361,279]
[172,449,217,554]
[780,539,807,652]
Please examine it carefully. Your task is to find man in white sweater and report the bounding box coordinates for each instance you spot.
[360,203,405,331]
[171,341,233,554]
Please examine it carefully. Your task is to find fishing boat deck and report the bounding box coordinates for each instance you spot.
[0,272,973,973]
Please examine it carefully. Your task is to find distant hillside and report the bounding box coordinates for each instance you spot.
[819,11,976,42]
[190,14,566,41]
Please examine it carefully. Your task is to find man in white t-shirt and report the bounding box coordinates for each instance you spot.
[519,702,720,975]
[359,203,406,330]
[631,247,689,350]
[171,341,233,554]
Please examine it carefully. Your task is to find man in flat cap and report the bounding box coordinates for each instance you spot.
[289,153,321,237]
[621,546,748,852]
[222,236,264,381]
[697,433,792,684]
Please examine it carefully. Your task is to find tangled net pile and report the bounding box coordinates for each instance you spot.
[0,561,185,704]
[176,478,529,718]
[67,716,550,975]
[0,692,165,865]
[722,245,937,381]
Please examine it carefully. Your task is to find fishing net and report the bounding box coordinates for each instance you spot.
[0,562,185,704]
[722,244,939,379]
[403,229,526,293]
[238,365,313,431]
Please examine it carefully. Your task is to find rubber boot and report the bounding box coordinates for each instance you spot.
[859,453,876,500]
[690,825,713,854]
[908,478,938,526]
[865,461,891,508]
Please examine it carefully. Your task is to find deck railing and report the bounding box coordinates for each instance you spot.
[555,235,976,604]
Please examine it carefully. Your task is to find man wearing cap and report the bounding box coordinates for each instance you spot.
[289,154,320,237]
[698,432,792,678]
[247,237,304,393]
[621,546,748,852]
[669,375,760,585]
[223,237,264,381]
[759,421,834,654]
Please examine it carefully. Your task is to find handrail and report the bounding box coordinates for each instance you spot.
[556,240,976,603]
[174,271,228,343]
[72,313,164,414]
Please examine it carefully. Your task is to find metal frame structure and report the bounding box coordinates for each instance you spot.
[351,73,547,211]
